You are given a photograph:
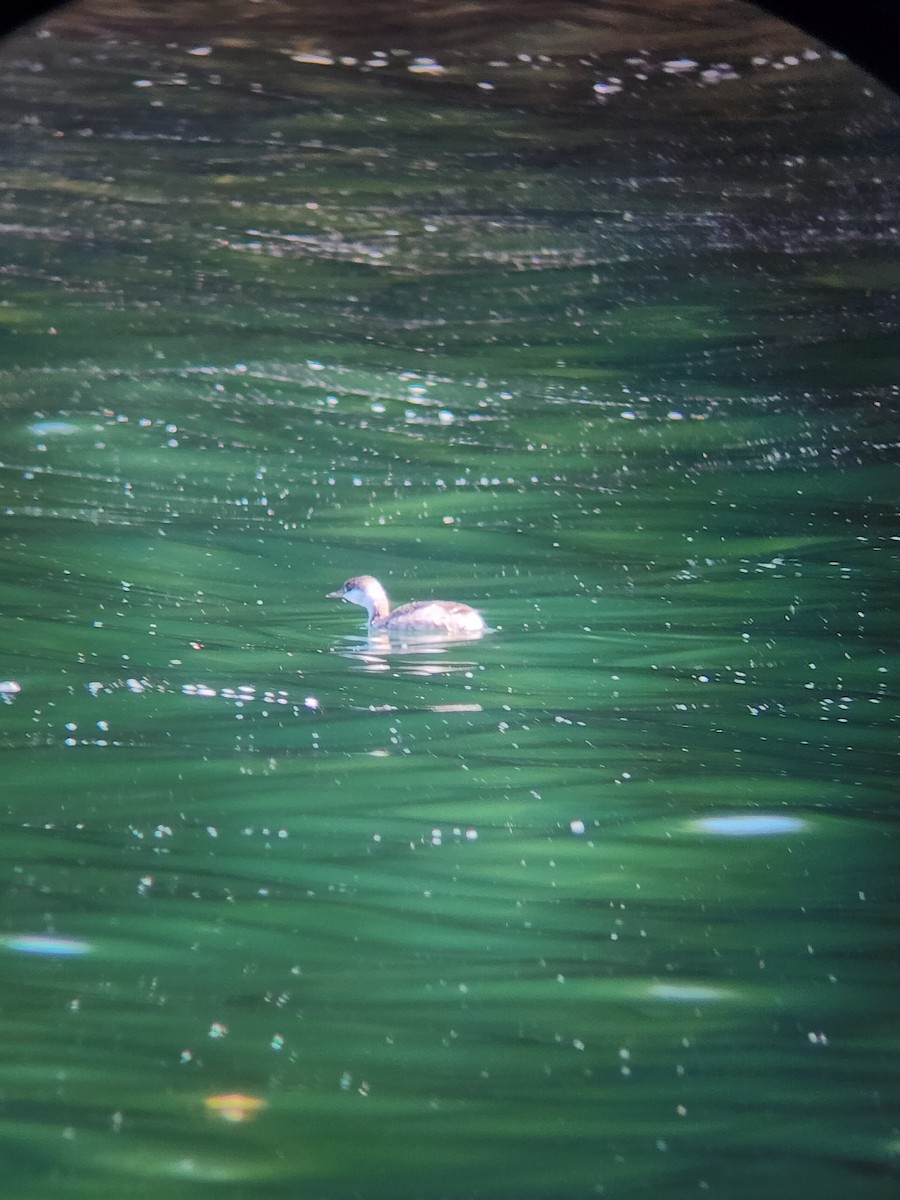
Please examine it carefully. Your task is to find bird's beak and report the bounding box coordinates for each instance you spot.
[326,590,345,600]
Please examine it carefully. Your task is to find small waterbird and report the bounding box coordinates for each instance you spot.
[327,575,486,637]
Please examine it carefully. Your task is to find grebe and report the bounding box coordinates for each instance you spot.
[327,575,486,637]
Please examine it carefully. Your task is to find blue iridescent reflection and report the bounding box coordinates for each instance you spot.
[692,814,805,837]
[3,935,91,957]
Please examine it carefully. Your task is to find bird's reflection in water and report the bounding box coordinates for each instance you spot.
[332,629,485,677]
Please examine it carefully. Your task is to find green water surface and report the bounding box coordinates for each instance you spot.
[0,4,898,1198]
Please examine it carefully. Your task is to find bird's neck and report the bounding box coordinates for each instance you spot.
[365,585,391,622]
